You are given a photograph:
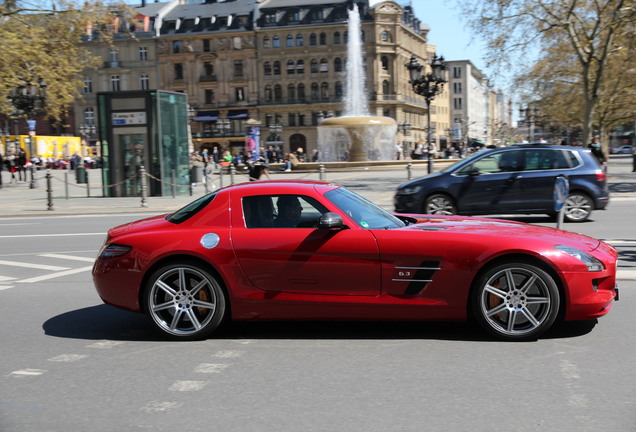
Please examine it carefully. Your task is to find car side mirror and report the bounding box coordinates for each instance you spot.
[318,212,345,230]
[467,168,480,176]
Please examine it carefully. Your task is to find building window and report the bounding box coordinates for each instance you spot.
[291,11,300,22]
[234,60,243,77]
[335,82,343,98]
[319,58,328,73]
[205,89,215,104]
[140,74,149,90]
[309,33,317,46]
[203,39,211,52]
[138,46,148,61]
[286,34,293,47]
[264,62,272,75]
[265,85,272,101]
[299,113,305,126]
[109,50,119,63]
[381,31,391,42]
[312,9,323,21]
[334,32,341,44]
[236,87,245,101]
[263,37,270,49]
[287,60,295,74]
[453,82,462,93]
[288,113,296,126]
[320,82,329,99]
[274,84,282,101]
[453,98,462,109]
[296,34,303,46]
[311,83,319,100]
[298,83,305,100]
[381,56,389,70]
[296,60,305,74]
[174,63,183,80]
[334,57,342,72]
[382,80,390,94]
[172,41,180,54]
[453,67,462,78]
[265,13,276,24]
[288,84,296,101]
[204,61,214,76]
[273,36,280,48]
[110,75,120,91]
[273,61,281,75]
[84,107,95,125]
[310,59,319,73]
[83,78,92,94]
[319,32,326,45]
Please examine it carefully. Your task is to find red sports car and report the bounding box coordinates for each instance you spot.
[93,180,619,341]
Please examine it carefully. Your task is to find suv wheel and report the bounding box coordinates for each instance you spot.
[424,194,457,215]
[564,192,593,222]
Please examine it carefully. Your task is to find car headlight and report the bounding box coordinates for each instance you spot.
[98,243,132,258]
[554,245,604,272]
[399,186,421,195]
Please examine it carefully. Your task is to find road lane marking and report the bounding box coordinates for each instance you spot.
[86,341,126,349]
[0,259,69,271]
[8,369,46,377]
[194,364,229,374]
[47,354,89,362]
[0,275,17,282]
[0,286,14,291]
[140,401,183,413]
[0,233,104,239]
[169,381,208,391]
[39,253,96,262]
[16,265,93,283]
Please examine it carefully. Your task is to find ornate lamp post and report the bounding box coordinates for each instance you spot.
[405,54,448,173]
[8,78,47,188]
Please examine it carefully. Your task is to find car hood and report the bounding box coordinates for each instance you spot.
[398,214,601,252]
[107,214,173,240]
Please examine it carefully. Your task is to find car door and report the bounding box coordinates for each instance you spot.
[451,150,525,213]
[515,149,572,211]
[232,193,381,296]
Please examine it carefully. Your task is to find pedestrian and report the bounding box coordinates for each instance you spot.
[588,136,606,165]
[17,147,27,182]
[6,150,18,183]
[247,155,271,181]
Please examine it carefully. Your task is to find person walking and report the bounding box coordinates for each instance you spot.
[17,148,27,182]
[588,136,606,166]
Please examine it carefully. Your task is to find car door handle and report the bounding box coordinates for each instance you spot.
[506,174,522,183]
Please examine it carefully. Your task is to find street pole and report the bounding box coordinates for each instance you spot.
[426,99,433,174]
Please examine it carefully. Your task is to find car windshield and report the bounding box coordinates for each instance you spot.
[166,193,217,224]
[325,187,405,229]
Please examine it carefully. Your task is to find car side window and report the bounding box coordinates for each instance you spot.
[457,152,518,175]
[523,149,571,170]
[243,194,328,228]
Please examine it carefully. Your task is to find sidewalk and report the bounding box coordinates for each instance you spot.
[0,155,633,218]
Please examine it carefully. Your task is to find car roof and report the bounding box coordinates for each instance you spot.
[220,179,339,194]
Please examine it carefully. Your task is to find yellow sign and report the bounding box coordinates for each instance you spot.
[1,135,83,158]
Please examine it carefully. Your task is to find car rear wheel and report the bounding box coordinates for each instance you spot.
[424,193,457,215]
[564,192,593,222]
[143,262,227,340]
[472,262,560,341]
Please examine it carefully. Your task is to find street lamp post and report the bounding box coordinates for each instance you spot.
[8,78,47,189]
[406,54,448,174]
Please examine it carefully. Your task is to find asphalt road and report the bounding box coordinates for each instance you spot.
[0,196,635,431]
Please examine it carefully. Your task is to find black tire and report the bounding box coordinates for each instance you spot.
[472,262,560,341]
[143,262,227,341]
[563,192,593,222]
[424,193,457,215]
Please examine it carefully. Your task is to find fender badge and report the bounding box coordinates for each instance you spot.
[200,233,220,249]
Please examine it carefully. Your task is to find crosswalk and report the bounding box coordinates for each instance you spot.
[0,252,95,290]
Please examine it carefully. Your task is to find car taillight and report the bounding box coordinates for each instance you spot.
[595,170,606,182]
[99,244,132,258]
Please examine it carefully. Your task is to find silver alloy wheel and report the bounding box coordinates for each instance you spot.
[424,194,456,215]
[145,264,225,339]
[564,192,592,222]
[474,264,559,340]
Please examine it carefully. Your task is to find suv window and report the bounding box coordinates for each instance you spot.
[456,151,521,175]
[523,149,571,170]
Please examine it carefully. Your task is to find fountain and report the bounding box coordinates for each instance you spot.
[317,4,397,162]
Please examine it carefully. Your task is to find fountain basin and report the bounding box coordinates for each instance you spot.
[318,116,398,162]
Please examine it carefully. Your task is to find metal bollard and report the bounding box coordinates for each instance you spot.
[230,165,236,185]
[407,162,412,180]
[46,170,54,211]
[140,165,148,207]
[319,163,326,181]
[171,169,176,198]
[64,171,69,199]
[86,170,90,197]
[219,166,224,189]
[204,166,209,194]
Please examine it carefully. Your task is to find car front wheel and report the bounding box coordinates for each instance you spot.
[472,262,560,341]
[424,193,457,215]
[143,262,227,340]
[564,192,593,222]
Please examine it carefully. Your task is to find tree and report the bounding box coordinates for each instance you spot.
[461,0,634,145]
[0,1,123,124]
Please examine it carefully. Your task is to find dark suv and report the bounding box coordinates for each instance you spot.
[394,144,609,222]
